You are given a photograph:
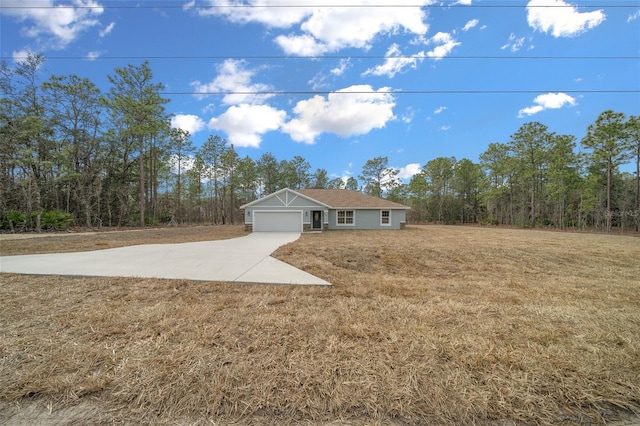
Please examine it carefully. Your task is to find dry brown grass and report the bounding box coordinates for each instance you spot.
[0,225,248,256]
[1,225,639,425]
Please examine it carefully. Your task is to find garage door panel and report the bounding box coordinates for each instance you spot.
[254,211,302,232]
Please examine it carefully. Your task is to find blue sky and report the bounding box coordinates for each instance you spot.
[2,0,639,181]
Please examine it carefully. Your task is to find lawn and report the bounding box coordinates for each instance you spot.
[1,225,639,425]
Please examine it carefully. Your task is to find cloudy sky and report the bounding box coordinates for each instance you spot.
[2,0,639,181]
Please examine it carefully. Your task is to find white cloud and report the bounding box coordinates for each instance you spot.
[282,85,396,144]
[455,0,472,4]
[331,58,351,76]
[401,107,415,124]
[628,11,640,23]
[462,19,479,31]
[1,0,105,49]
[196,0,314,28]
[182,0,196,11]
[397,163,421,180]
[308,73,328,91]
[362,44,425,78]
[426,32,461,60]
[518,92,576,117]
[99,21,115,37]
[195,1,431,56]
[501,33,526,52]
[191,59,274,105]
[296,4,429,54]
[275,33,329,56]
[440,125,451,131]
[12,49,35,62]
[171,114,206,135]
[209,104,286,148]
[86,51,100,61]
[527,0,605,37]
[434,106,447,114]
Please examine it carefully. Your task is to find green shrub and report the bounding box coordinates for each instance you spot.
[0,210,27,230]
[481,217,499,226]
[40,209,74,230]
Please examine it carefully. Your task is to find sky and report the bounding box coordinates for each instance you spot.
[2,0,639,182]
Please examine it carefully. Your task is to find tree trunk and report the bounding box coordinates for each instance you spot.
[139,135,145,227]
[635,153,640,232]
[607,157,612,233]
[530,173,536,228]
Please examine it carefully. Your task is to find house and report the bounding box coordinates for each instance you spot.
[240,188,410,232]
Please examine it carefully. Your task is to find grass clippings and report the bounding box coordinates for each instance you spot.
[1,225,639,425]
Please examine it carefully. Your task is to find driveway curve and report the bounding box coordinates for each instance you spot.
[0,232,331,286]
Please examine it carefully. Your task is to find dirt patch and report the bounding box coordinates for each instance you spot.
[0,399,106,425]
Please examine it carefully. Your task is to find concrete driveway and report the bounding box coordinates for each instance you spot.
[0,232,331,286]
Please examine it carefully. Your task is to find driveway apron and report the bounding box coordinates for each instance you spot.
[0,233,331,286]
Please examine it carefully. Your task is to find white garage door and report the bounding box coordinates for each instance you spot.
[253,211,302,232]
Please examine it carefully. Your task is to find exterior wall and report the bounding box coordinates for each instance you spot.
[395,209,407,228]
[242,188,328,228]
[241,189,409,231]
[244,206,329,228]
[327,208,407,230]
[303,223,329,232]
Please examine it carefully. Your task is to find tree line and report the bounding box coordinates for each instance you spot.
[398,115,639,233]
[1,54,638,232]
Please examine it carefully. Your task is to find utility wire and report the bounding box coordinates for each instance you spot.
[0,3,636,8]
[4,55,637,60]
[163,90,639,95]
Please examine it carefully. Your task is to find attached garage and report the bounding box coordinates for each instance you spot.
[253,211,303,232]
[241,188,410,232]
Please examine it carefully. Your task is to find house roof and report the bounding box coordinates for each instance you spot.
[297,189,410,209]
[240,188,411,210]
[239,188,331,209]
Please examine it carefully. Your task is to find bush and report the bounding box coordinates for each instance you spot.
[481,217,499,226]
[0,210,27,230]
[40,209,74,230]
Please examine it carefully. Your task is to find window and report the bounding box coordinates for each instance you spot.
[381,210,390,225]
[337,210,354,225]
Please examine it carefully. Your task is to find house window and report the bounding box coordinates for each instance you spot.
[337,210,354,225]
[381,210,390,225]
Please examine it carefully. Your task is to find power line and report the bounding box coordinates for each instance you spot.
[4,55,638,61]
[163,90,640,95]
[0,3,635,8]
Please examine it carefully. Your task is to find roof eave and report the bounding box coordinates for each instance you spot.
[239,188,332,209]
[239,187,290,209]
[330,206,411,210]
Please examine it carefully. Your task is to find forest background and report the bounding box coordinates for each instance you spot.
[2,54,639,233]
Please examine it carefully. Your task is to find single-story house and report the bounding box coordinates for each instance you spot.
[240,188,410,232]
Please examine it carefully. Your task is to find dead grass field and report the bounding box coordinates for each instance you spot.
[1,225,639,425]
[0,225,248,256]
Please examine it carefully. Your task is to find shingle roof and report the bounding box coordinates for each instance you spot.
[297,189,409,209]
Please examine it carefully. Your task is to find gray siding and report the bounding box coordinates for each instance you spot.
[251,193,322,208]
[328,209,406,230]
[242,188,408,231]
[243,189,328,226]
[245,206,328,226]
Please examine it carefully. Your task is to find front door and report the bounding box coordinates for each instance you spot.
[312,210,322,230]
